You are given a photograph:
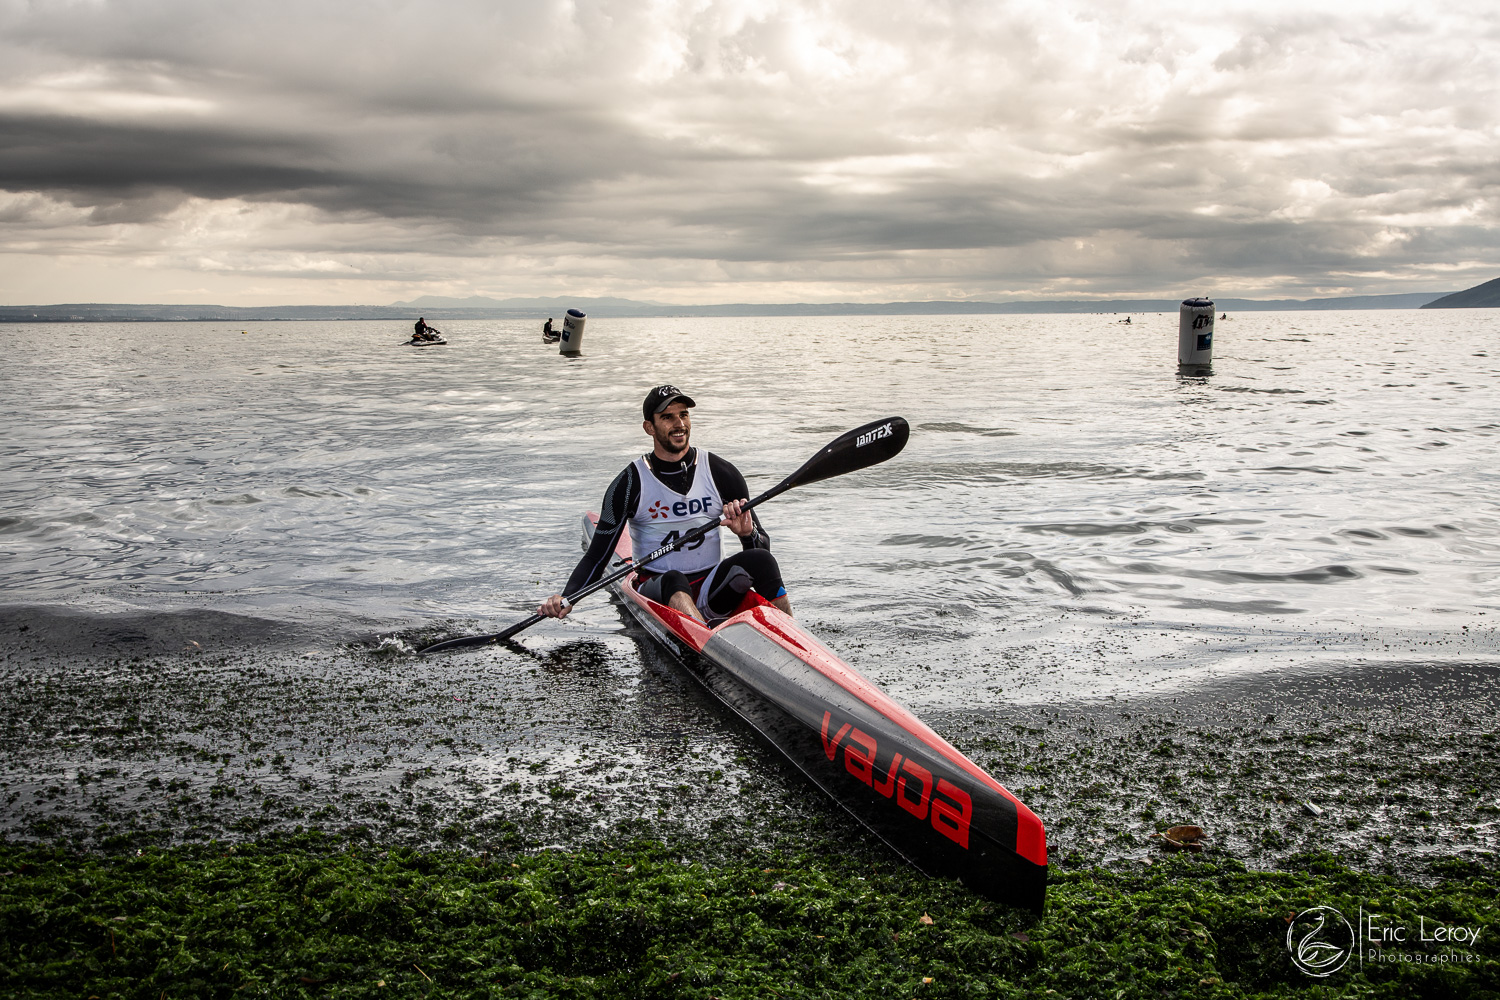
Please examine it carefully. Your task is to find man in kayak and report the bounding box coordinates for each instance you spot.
[538,384,790,623]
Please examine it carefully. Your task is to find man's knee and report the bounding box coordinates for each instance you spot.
[641,570,692,604]
[741,549,785,599]
[704,550,787,615]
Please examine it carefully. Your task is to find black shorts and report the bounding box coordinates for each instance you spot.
[637,549,785,619]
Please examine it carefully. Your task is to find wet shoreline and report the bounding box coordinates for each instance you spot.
[4,602,1495,881]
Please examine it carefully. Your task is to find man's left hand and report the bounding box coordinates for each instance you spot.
[721,499,753,537]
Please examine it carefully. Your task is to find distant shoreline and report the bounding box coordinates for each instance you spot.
[0,291,1455,322]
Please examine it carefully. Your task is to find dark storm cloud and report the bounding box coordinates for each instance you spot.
[0,100,682,238]
[0,115,331,206]
[1,0,1497,301]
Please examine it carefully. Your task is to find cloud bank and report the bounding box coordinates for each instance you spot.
[1,0,1497,304]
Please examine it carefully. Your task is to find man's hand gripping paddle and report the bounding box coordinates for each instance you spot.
[418,416,909,654]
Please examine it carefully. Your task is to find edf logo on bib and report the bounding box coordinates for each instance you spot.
[630,449,723,577]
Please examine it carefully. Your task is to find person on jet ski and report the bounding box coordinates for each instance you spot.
[414,317,439,342]
[542,317,559,342]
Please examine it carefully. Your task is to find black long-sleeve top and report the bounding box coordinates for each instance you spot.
[564,448,770,595]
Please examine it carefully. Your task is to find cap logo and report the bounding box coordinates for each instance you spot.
[645,385,693,420]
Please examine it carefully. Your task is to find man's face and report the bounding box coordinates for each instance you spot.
[645,401,691,455]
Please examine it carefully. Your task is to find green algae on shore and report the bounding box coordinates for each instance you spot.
[2,839,1495,999]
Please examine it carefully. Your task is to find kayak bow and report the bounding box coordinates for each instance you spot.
[584,514,1048,912]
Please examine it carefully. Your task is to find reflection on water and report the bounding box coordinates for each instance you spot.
[2,312,1498,709]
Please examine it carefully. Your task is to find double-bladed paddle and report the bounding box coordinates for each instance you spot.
[418,415,909,654]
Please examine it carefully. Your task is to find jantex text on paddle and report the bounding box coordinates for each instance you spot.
[855,422,897,449]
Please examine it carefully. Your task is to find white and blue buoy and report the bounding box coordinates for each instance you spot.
[1178,297,1214,370]
[559,308,587,355]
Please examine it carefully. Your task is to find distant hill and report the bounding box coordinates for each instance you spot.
[1420,276,1500,308]
[1216,292,1447,311]
[391,295,670,311]
[0,291,1455,322]
[0,303,403,322]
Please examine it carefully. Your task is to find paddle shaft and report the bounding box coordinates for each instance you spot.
[423,484,788,652]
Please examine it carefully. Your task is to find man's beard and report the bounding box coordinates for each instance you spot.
[654,425,689,456]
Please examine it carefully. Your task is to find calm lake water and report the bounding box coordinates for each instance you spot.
[3,312,1498,866]
[3,312,1496,703]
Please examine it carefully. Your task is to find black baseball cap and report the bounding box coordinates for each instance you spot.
[643,384,696,421]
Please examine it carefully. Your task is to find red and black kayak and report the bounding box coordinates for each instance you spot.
[583,513,1048,912]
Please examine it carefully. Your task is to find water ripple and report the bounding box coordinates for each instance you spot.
[1,312,1498,709]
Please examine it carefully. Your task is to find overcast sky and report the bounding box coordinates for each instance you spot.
[1,0,1497,305]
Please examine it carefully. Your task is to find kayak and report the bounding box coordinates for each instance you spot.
[582,513,1048,912]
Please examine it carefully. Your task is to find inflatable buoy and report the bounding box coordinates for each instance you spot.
[1178,298,1214,369]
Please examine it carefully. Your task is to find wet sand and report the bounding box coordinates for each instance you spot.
[4,603,1495,881]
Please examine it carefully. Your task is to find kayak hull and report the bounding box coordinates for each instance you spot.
[583,514,1047,912]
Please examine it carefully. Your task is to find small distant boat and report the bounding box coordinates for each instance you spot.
[405,336,447,346]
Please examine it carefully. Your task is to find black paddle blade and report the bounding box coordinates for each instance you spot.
[418,632,502,654]
[417,631,535,656]
[782,416,909,490]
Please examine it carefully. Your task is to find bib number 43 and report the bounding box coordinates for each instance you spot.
[661,529,706,551]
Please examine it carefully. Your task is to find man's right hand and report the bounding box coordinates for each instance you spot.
[538,594,572,618]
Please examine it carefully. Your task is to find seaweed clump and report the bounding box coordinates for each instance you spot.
[1,838,1495,998]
